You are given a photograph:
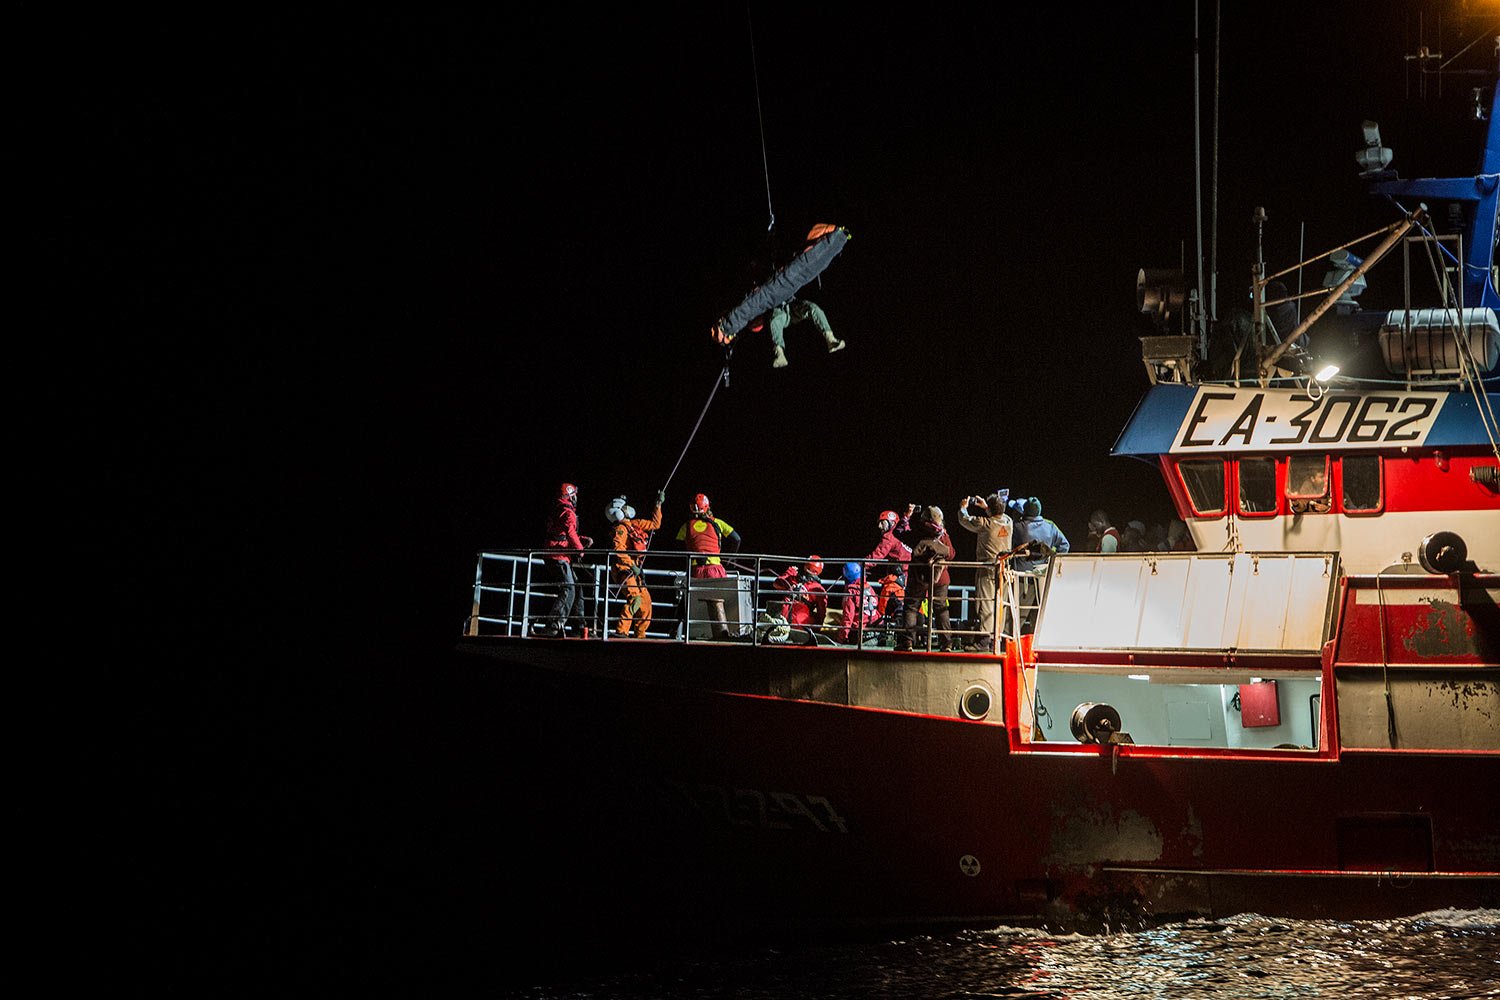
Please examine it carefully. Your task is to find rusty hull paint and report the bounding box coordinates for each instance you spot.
[1042,804,1167,866]
[1407,599,1491,659]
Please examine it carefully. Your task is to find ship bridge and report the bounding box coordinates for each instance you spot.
[1111,384,1500,574]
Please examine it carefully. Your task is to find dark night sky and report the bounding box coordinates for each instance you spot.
[48,1,1496,986]
[46,3,1490,657]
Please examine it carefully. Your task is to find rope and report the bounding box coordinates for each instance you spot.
[1408,213,1500,463]
[746,2,775,233]
[604,364,732,614]
[1377,571,1397,748]
[662,364,731,499]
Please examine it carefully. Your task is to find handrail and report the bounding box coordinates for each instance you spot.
[465,548,1051,653]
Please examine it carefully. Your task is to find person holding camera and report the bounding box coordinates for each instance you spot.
[956,491,1013,652]
[896,506,956,652]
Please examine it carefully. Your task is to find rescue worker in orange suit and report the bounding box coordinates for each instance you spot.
[874,571,906,642]
[836,561,879,645]
[772,556,829,633]
[606,490,664,638]
[674,493,742,639]
[897,506,956,652]
[535,482,593,638]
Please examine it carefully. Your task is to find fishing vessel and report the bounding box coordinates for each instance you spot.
[447,35,1500,943]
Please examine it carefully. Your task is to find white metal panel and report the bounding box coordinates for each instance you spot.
[1286,554,1337,648]
[1093,558,1147,646]
[1034,552,1336,653]
[1236,554,1295,649]
[1136,557,1192,647]
[1188,554,1236,650]
[1040,558,1102,642]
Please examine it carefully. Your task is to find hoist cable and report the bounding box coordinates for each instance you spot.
[747,3,775,233]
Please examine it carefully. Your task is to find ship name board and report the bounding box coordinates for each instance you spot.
[1171,388,1448,453]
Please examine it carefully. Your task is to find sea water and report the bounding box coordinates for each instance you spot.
[509,910,1499,999]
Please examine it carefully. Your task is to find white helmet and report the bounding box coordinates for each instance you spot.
[605,495,634,524]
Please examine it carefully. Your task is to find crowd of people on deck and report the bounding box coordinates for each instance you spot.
[530,483,1194,650]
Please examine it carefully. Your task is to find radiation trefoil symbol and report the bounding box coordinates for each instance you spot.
[959,855,981,877]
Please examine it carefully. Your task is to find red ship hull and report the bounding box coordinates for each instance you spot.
[441,630,1499,942]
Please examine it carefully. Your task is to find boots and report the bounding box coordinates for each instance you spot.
[824,330,845,353]
[772,345,789,368]
[709,599,732,640]
[895,610,918,652]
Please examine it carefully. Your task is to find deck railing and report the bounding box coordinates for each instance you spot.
[465,549,1048,653]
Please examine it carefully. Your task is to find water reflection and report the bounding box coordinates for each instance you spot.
[516,909,1500,999]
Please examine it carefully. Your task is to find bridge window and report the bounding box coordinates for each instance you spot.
[1177,459,1226,516]
[1287,455,1332,514]
[1341,454,1382,513]
[1237,457,1277,515]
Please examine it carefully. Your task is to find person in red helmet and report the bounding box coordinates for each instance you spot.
[772,555,829,632]
[675,494,741,576]
[675,493,742,639]
[534,482,593,638]
[867,504,915,572]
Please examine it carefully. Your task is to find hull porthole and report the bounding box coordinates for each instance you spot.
[959,855,981,877]
[960,683,993,720]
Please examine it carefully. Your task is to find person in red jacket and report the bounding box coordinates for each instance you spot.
[867,505,914,572]
[772,556,828,630]
[837,561,878,644]
[534,482,593,638]
[896,506,956,652]
[675,493,742,639]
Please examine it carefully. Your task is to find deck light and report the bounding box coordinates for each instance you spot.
[1314,363,1340,382]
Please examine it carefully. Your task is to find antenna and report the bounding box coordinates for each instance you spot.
[1193,1,1208,355]
[1210,0,1221,327]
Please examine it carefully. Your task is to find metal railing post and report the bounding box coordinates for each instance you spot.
[522,553,536,637]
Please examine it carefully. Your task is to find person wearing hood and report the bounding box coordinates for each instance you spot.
[1121,519,1148,552]
[956,491,1012,651]
[534,482,594,638]
[772,555,829,631]
[1012,497,1070,634]
[606,490,665,638]
[896,505,956,652]
[1012,497,1070,571]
